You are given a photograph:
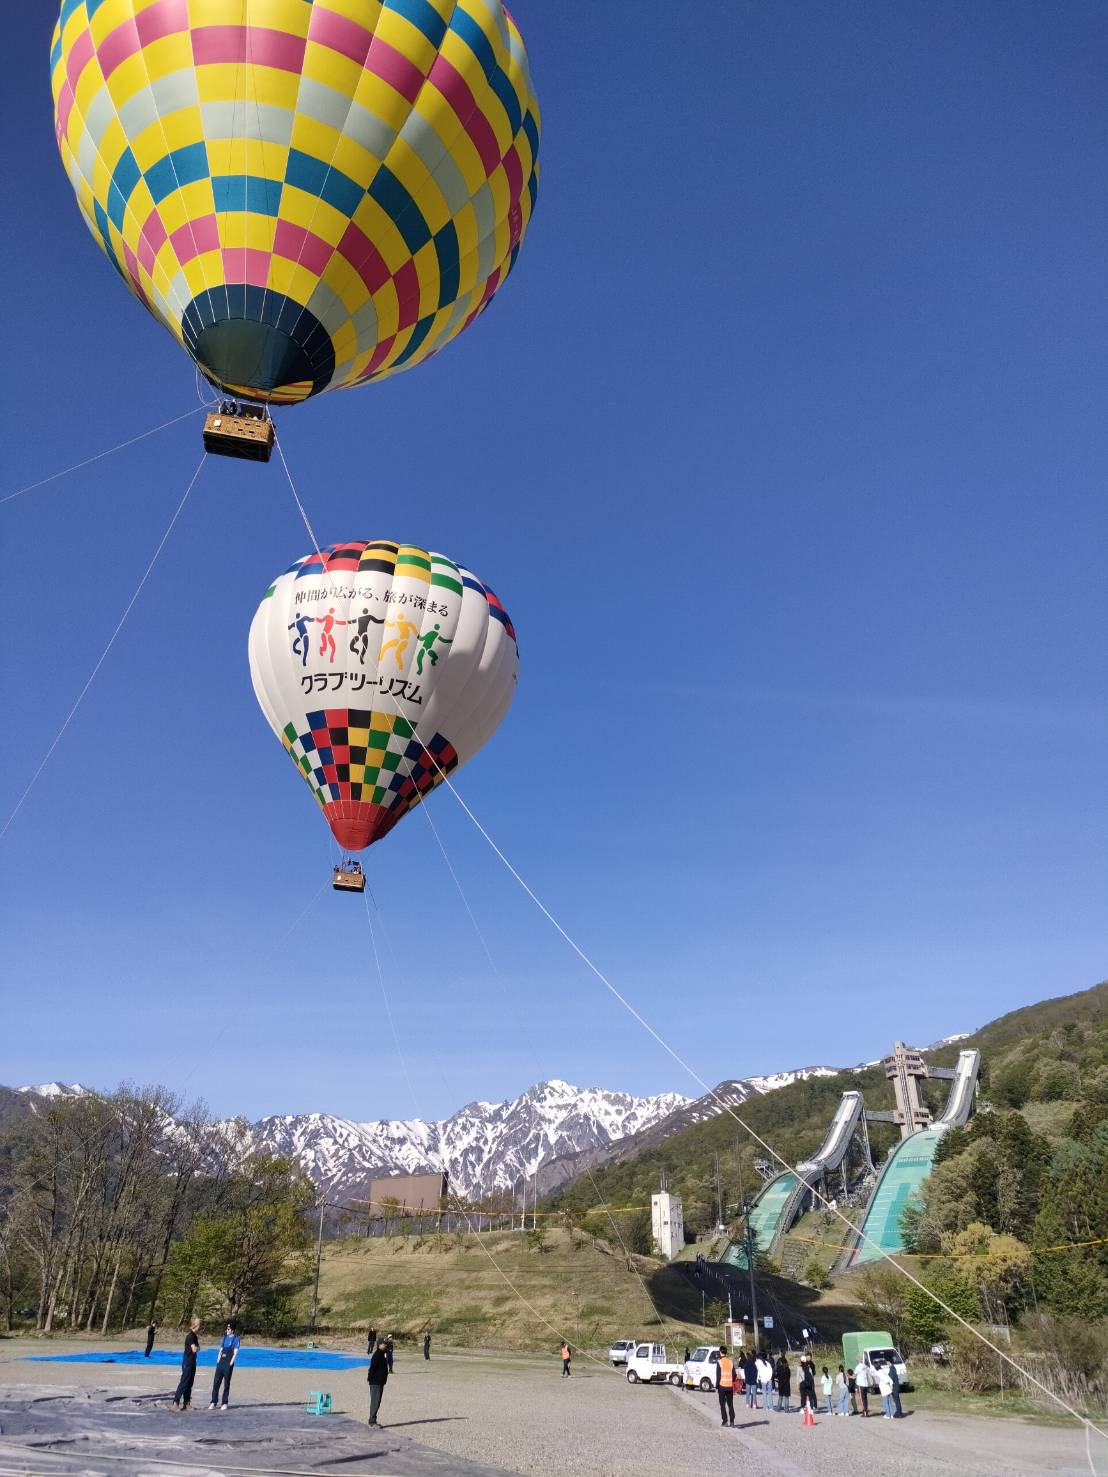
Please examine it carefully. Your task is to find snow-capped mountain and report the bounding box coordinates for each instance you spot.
[17,1081,90,1098]
[241,1080,689,1201]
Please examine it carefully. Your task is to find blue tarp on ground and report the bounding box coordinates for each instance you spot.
[28,1347,370,1370]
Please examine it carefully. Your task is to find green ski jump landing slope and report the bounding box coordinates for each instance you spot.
[851,1126,943,1264]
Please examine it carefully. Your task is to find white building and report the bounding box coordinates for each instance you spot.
[651,1192,684,1259]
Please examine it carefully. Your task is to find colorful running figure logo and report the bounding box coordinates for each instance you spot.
[349,608,384,666]
[415,624,452,675]
[379,614,420,670]
[287,613,315,667]
[317,608,346,663]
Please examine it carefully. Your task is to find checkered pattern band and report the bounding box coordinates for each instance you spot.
[51,0,541,404]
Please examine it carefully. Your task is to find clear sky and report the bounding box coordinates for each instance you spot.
[2,2,1105,1124]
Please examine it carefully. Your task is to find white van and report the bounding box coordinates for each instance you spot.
[683,1345,720,1391]
[608,1339,636,1366]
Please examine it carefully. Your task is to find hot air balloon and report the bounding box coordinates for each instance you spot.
[50,0,540,453]
[249,539,517,886]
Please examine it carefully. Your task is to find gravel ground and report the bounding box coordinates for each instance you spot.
[0,1339,1102,1477]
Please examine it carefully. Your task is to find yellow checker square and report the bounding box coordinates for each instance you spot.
[353,70,414,140]
[214,212,277,252]
[205,136,285,178]
[421,93,485,196]
[276,186,344,246]
[157,179,216,233]
[365,748,388,771]
[157,103,205,153]
[350,194,407,273]
[450,199,478,261]
[410,241,442,314]
[188,0,243,23]
[87,0,133,43]
[317,0,384,25]
[243,64,301,111]
[369,712,393,735]
[104,51,153,110]
[348,726,370,747]
[368,281,400,339]
[247,0,312,32]
[287,111,343,168]
[129,119,178,173]
[265,255,323,307]
[329,134,379,191]
[408,174,452,240]
[321,262,370,320]
[344,347,375,382]
[73,63,109,120]
[329,323,359,364]
[192,61,246,107]
[373,7,436,74]
[300,43,364,103]
[181,253,221,297]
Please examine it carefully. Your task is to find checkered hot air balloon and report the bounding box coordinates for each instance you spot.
[248,540,517,850]
[50,1,540,404]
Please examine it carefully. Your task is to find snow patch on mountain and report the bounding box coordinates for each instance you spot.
[17,1082,90,1098]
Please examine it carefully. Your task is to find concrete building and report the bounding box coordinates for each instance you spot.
[651,1191,684,1259]
[883,1041,932,1138]
[367,1170,448,1217]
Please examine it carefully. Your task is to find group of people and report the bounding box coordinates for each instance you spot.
[168,1319,241,1412]
[712,1348,905,1424]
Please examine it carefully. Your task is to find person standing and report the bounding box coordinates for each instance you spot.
[741,1351,758,1408]
[423,1331,431,1362]
[144,1321,158,1358]
[367,1337,389,1426]
[797,1355,817,1416]
[774,1354,791,1413]
[560,1341,572,1377]
[820,1366,833,1414]
[714,1347,736,1427]
[847,1362,858,1414]
[209,1322,240,1410]
[853,1357,871,1416]
[367,1326,377,1355]
[171,1319,200,1411]
[757,1353,774,1412]
[888,1358,904,1417]
[839,1364,856,1412]
[384,1335,395,1373]
[876,1362,895,1419]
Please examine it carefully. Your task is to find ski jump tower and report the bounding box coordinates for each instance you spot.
[883,1041,933,1138]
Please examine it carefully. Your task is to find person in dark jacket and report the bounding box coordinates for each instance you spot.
[367,1326,377,1355]
[775,1354,792,1412]
[144,1322,157,1358]
[423,1331,431,1361]
[888,1359,904,1417]
[742,1352,759,1408]
[384,1334,395,1372]
[171,1318,200,1410]
[367,1338,389,1426]
[797,1355,817,1415]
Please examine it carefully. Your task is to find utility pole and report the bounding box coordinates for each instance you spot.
[308,1195,326,1332]
[714,1152,723,1226]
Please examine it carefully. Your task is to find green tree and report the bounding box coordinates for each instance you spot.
[903,1265,979,1348]
[164,1156,313,1324]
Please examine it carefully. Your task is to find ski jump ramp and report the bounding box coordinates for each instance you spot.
[847,1048,980,1265]
[723,1091,865,1265]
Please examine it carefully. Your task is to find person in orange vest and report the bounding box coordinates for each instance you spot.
[715,1346,736,1427]
[560,1341,572,1377]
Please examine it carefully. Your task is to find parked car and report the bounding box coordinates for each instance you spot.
[625,1342,684,1385]
[842,1330,910,1390]
[683,1345,720,1391]
[608,1339,636,1367]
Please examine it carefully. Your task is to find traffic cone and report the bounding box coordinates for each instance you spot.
[803,1400,816,1427]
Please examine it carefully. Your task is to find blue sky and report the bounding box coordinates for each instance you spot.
[2,2,1105,1123]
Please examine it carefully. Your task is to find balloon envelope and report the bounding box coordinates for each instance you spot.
[51,1,540,403]
[248,540,517,850]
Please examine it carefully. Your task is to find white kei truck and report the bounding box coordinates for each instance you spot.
[624,1342,685,1385]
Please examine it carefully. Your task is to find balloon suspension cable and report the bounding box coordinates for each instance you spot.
[358,881,610,1366]
[274,441,1107,1449]
[1,453,206,841]
[1,407,205,506]
[406,787,666,1328]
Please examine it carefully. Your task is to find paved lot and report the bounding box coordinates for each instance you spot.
[0,1339,1103,1476]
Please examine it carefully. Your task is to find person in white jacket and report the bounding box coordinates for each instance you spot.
[876,1362,895,1419]
[853,1358,871,1417]
[754,1355,774,1411]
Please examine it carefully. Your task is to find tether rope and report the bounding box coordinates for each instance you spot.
[1,408,204,506]
[1,454,206,839]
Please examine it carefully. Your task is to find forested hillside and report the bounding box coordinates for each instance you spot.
[549,981,1108,1241]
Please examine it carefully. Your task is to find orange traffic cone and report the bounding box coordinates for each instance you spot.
[803,1400,816,1427]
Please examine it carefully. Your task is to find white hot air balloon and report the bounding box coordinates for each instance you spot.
[249,540,517,872]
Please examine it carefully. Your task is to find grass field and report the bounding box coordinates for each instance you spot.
[311,1226,720,1352]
